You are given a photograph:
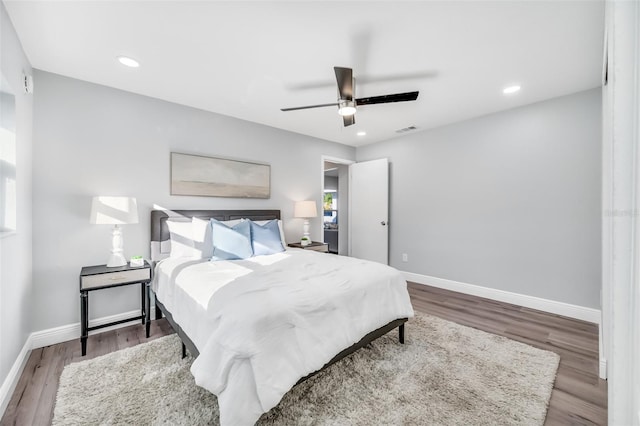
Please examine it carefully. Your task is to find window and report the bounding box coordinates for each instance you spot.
[323,191,338,226]
[0,86,17,235]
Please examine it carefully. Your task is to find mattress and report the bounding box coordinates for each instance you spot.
[153,248,414,425]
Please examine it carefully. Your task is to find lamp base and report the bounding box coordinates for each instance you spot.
[106,224,127,267]
[301,219,311,246]
[107,254,127,267]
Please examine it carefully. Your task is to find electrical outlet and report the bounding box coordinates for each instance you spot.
[402,253,408,262]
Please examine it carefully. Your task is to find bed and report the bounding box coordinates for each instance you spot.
[148,209,414,425]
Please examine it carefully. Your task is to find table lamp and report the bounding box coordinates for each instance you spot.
[294,200,317,246]
[90,196,139,267]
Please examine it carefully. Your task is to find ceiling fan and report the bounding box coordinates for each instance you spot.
[281,67,419,127]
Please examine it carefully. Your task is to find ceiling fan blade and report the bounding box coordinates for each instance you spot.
[281,102,339,112]
[356,91,419,106]
[334,67,353,100]
[343,115,355,127]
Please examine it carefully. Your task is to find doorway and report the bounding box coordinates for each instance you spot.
[321,157,353,255]
[320,156,389,263]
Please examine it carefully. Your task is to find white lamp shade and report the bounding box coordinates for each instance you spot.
[294,200,318,218]
[90,196,139,225]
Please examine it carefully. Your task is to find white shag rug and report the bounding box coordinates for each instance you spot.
[53,313,559,425]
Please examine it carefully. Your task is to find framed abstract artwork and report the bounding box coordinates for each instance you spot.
[170,152,270,199]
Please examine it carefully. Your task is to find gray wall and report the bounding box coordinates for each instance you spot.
[32,70,355,331]
[357,89,601,308]
[0,1,33,395]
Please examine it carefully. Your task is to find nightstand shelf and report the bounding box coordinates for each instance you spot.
[79,261,152,356]
[288,241,329,252]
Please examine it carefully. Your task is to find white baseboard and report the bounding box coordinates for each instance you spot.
[599,358,607,380]
[403,271,601,324]
[0,335,32,418]
[30,309,148,349]
[598,319,607,380]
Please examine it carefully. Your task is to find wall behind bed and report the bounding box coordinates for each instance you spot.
[31,70,354,331]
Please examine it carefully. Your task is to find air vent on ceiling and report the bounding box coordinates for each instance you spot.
[396,125,417,134]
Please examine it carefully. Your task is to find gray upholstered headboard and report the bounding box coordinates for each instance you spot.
[150,209,281,262]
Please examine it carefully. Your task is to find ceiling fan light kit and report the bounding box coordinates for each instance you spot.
[282,66,419,127]
[337,101,356,116]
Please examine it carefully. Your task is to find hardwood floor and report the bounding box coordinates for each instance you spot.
[1,283,606,425]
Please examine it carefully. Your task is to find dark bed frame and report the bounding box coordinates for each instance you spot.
[148,209,407,383]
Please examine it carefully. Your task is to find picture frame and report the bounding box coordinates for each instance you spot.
[170,152,270,199]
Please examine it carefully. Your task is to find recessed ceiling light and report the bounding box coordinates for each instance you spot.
[357,131,366,136]
[117,56,140,68]
[503,85,521,94]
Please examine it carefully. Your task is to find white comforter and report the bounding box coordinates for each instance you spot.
[153,249,414,425]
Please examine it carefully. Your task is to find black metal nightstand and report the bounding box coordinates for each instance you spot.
[287,242,329,252]
[79,261,152,356]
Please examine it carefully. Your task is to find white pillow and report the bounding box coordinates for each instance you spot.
[191,217,213,259]
[192,217,243,259]
[167,219,198,258]
[253,219,287,249]
[168,217,279,259]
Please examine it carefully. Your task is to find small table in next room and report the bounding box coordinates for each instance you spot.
[287,242,329,252]
[79,261,152,356]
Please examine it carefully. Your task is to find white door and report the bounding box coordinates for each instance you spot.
[350,158,389,264]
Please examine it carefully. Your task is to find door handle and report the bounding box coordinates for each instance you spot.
[381,221,387,226]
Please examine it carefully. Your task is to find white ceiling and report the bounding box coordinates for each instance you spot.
[4,1,604,147]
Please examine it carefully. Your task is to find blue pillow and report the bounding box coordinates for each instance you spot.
[250,219,285,256]
[210,219,253,261]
